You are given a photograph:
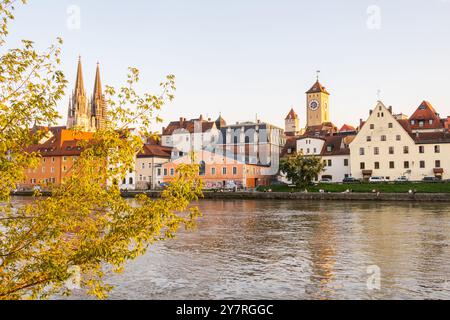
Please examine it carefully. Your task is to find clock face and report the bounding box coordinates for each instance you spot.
[309,100,319,111]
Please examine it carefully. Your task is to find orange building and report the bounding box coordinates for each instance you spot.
[162,151,273,189]
[21,127,94,189]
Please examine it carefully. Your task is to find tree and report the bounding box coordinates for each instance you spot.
[280,152,325,190]
[0,1,202,300]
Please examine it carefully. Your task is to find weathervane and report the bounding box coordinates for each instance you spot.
[316,70,321,81]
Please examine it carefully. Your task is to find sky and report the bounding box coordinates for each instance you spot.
[6,0,450,131]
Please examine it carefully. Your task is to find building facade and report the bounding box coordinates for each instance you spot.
[350,101,450,181]
[135,144,172,190]
[162,151,273,189]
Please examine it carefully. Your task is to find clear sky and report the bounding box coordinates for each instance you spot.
[6,0,450,130]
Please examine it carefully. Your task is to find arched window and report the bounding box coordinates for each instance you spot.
[129,177,133,185]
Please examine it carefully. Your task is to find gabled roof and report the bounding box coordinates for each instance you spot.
[409,101,443,130]
[163,116,218,135]
[339,124,356,132]
[138,144,172,158]
[306,80,330,95]
[320,135,352,156]
[285,108,298,120]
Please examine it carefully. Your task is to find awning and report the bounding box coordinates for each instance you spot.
[362,170,373,176]
[434,168,444,174]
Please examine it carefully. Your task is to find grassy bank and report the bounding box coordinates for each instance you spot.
[258,182,450,194]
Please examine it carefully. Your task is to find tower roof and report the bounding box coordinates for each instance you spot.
[74,56,85,96]
[285,108,298,120]
[215,114,227,128]
[306,80,330,95]
[93,62,103,98]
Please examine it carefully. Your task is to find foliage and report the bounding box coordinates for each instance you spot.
[0,1,202,300]
[280,152,325,190]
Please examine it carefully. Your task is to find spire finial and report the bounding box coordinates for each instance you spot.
[316,70,321,81]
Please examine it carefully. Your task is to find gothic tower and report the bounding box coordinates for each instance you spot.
[90,63,107,131]
[306,77,330,128]
[67,57,93,132]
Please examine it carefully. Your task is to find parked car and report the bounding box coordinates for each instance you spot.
[395,176,409,183]
[422,177,440,183]
[343,177,361,183]
[369,176,388,183]
[320,178,333,184]
[33,185,42,192]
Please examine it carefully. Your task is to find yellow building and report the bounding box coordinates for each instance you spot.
[306,79,330,128]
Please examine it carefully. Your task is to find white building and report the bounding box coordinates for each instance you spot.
[296,135,353,182]
[350,101,450,181]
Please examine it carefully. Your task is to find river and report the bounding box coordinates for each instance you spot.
[9,198,450,299]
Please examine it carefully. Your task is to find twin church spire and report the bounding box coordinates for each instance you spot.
[67,57,107,132]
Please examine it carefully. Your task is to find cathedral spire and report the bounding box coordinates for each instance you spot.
[93,62,102,99]
[75,56,85,96]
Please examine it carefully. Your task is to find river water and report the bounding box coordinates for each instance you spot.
[10,198,450,299]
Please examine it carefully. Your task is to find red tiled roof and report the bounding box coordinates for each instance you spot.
[306,81,330,95]
[163,117,217,135]
[339,124,356,132]
[26,129,94,156]
[409,101,443,130]
[138,144,172,158]
[285,108,298,120]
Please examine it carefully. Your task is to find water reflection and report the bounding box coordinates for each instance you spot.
[10,197,450,299]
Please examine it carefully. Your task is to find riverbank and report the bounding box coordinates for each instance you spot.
[12,189,450,202]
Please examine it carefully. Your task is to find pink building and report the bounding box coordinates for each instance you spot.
[162,151,273,189]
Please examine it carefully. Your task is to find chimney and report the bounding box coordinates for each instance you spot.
[388,106,393,114]
[360,119,363,127]
[199,115,203,121]
[369,110,373,115]
[179,117,184,127]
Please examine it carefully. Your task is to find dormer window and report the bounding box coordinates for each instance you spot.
[419,121,424,127]
[429,119,433,125]
[327,145,333,152]
[411,120,415,125]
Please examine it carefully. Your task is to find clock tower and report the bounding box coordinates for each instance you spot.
[306,78,330,128]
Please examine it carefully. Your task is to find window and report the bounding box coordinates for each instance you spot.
[222,167,227,175]
[388,123,393,128]
[199,161,206,176]
[344,159,349,167]
[141,163,145,169]
[327,160,332,167]
[381,135,387,142]
[52,157,55,163]
[435,145,440,153]
[50,167,55,173]
[375,162,380,169]
[327,145,333,152]
[164,169,168,176]
[374,147,379,155]
[233,167,238,175]
[359,148,365,156]
[429,119,433,125]
[63,156,67,162]
[170,169,175,176]
[389,147,394,155]
[366,136,372,142]
[389,161,395,169]
[139,174,143,181]
[370,124,375,130]
[435,160,441,168]
[129,177,133,185]
[122,178,126,185]
[211,167,216,175]
[403,146,409,154]
[396,135,401,141]
[419,146,425,154]
[420,161,425,169]
[404,161,410,169]
[323,160,327,167]
[157,168,162,176]
[360,162,365,170]
[419,121,424,128]
[411,120,415,125]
